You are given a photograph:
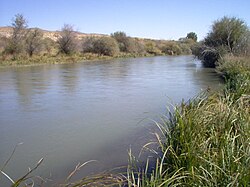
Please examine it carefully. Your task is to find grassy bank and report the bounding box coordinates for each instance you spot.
[126,56,250,186]
[0,52,155,67]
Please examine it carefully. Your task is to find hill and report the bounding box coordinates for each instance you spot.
[0,26,108,41]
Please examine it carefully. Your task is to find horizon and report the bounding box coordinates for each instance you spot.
[0,0,250,41]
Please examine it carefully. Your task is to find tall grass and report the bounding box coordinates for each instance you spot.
[127,56,250,186]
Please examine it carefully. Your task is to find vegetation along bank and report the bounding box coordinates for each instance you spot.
[0,14,197,67]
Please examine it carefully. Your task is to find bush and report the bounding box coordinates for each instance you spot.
[179,43,192,55]
[144,41,162,55]
[82,37,97,53]
[42,38,57,55]
[58,24,77,55]
[92,37,120,56]
[111,31,128,52]
[160,41,182,55]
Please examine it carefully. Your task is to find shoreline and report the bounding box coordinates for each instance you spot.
[0,53,195,68]
[0,53,157,68]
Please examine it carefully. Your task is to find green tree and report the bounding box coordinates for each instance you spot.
[195,16,249,67]
[5,14,28,58]
[58,24,77,55]
[187,32,198,42]
[25,28,43,57]
[205,16,248,54]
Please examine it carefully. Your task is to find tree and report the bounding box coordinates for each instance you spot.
[93,37,119,56]
[204,16,248,54]
[5,14,28,57]
[58,24,77,55]
[187,32,198,42]
[194,16,249,67]
[25,28,43,57]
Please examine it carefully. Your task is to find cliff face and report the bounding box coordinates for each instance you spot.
[0,26,107,41]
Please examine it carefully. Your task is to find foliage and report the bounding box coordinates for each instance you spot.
[111,31,128,52]
[186,32,198,42]
[92,37,120,56]
[233,30,250,56]
[42,38,57,55]
[217,56,250,98]
[82,37,97,53]
[179,43,192,55]
[25,28,43,57]
[0,36,8,53]
[132,39,146,54]
[4,14,28,58]
[144,41,162,55]
[111,31,145,54]
[195,16,250,67]
[160,41,182,55]
[57,24,77,55]
[126,38,146,54]
[205,17,248,54]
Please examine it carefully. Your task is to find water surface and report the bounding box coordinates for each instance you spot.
[0,56,222,185]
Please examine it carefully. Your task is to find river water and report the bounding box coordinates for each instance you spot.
[0,56,222,186]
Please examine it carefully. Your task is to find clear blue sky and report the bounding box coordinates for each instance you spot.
[0,0,250,40]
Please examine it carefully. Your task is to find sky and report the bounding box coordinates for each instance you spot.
[0,0,250,41]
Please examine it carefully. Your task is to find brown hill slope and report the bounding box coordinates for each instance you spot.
[0,26,108,41]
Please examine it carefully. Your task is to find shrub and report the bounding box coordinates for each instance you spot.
[58,24,77,55]
[144,41,161,55]
[111,31,128,52]
[92,37,120,56]
[160,41,182,55]
[82,37,97,53]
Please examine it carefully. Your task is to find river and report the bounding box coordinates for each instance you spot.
[0,56,222,186]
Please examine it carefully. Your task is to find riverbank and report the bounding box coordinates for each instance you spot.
[0,52,156,67]
[126,55,250,186]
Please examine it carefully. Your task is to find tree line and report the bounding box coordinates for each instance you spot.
[0,14,198,62]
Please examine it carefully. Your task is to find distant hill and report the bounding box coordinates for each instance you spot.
[0,26,108,41]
